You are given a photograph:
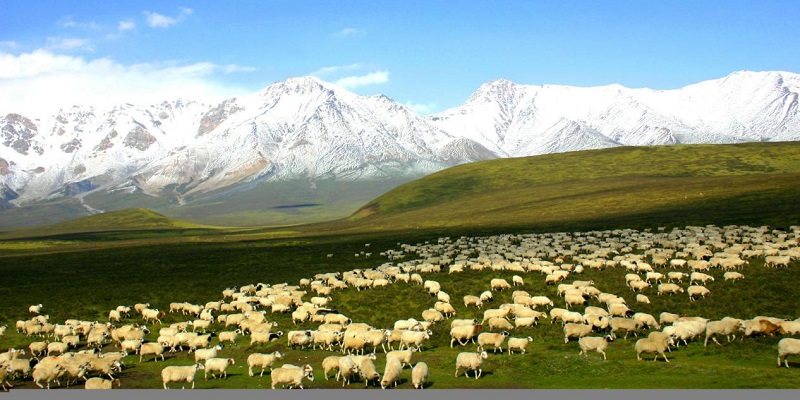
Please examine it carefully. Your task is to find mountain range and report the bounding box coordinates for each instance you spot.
[1,70,798,227]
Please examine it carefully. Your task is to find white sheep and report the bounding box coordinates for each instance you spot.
[632,312,661,330]
[688,285,711,301]
[667,271,688,283]
[659,312,681,325]
[218,329,242,344]
[690,272,715,285]
[512,275,524,286]
[777,338,800,367]
[609,317,642,340]
[636,294,651,304]
[161,363,205,389]
[421,309,445,324]
[142,308,165,324]
[723,271,744,282]
[635,337,670,362]
[412,362,429,389]
[486,317,515,331]
[194,344,223,363]
[578,335,614,360]
[84,377,121,389]
[32,364,66,389]
[455,351,489,379]
[29,304,43,314]
[387,349,413,369]
[437,291,451,303]
[400,330,432,351]
[563,323,594,343]
[704,318,744,346]
[336,356,360,387]
[514,316,539,328]
[490,278,512,291]
[477,331,510,353]
[424,280,441,296]
[247,351,283,377]
[480,290,493,303]
[270,364,314,389]
[564,294,588,309]
[358,357,381,387]
[311,330,342,351]
[507,336,533,355]
[139,342,166,362]
[380,357,403,389]
[205,357,235,380]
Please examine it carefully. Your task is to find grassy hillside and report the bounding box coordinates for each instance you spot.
[347,142,800,233]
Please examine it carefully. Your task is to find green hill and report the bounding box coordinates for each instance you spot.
[348,142,800,232]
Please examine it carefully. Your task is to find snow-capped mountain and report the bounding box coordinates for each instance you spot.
[0,70,798,221]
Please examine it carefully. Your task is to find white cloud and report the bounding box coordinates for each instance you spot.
[59,16,101,30]
[0,50,251,117]
[144,8,193,29]
[311,63,362,77]
[118,20,136,32]
[0,41,18,48]
[336,27,364,37]
[46,37,92,51]
[404,101,438,115]
[335,70,389,89]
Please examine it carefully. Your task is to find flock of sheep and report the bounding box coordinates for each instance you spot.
[1,223,799,390]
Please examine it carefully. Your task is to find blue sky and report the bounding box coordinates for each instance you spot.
[2,1,799,116]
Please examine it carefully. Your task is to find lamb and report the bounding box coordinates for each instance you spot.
[455,351,489,379]
[194,344,223,363]
[490,278,512,291]
[380,358,403,389]
[688,285,711,301]
[85,377,122,389]
[578,335,614,360]
[139,342,166,362]
[270,364,314,389]
[162,363,205,389]
[477,331,510,353]
[450,324,483,347]
[657,283,685,296]
[507,336,534,355]
[564,323,594,343]
[704,318,744,346]
[247,351,283,377]
[636,294,651,304]
[412,361,429,389]
[777,338,800,367]
[204,357,235,380]
[336,356,360,387]
[723,271,744,282]
[635,337,670,362]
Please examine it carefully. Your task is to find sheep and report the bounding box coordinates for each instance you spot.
[32,364,67,389]
[108,310,122,323]
[690,272,715,285]
[636,294,651,304]
[635,337,670,362]
[455,351,489,379]
[218,329,242,344]
[629,280,651,292]
[46,341,69,357]
[321,356,343,380]
[487,317,515,331]
[632,312,661,330]
[139,342,166,362]
[779,320,800,336]
[121,338,144,355]
[723,271,744,282]
[514,316,539,328]
[464,295,484,309]
[660,312,681,326]
[512,275,524,286]
[482,308,510,324]
[508,336,534,355]
[400,330,432,352]
[609,317,642,340]
[323,313,351,326]
[560,311,584,325]
[411,361,429,389]
[688,286,711,301]
[490,278,512,291]
[247,351,283,377]
[480,290,494,303]
[422,309,445,324]
[657,283,685,296]
[434,301,457,318]
[608,303,635,318]
[161,363,205,389]
[765,255,791,268]
[477,331,510,353]
[625,273,643,285]
[450,324,483,347]
[311,330,342,351]
[380,358,403,389]
[29,304,43,314]
[204,357,235,380]
[85,377,121,389]
[565,293,588,309]
[270,364,314,389]
[424,280,441,296]
[28,340,49,357]
[667,271,688,283]
[251,330,283,346]
[777,338,800,367]
[578,335,614,360]
[744,318,781,338]
[437,291,451,303]
[142,308,165,324]
[704,318,745,346]
[564,323,594,343]
[7,358,34,380]
[336,356,360,387]
[86,358,123,380]
[194,344,223,363]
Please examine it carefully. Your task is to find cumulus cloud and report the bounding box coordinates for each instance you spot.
[144,8,193,29]
[335,70,389,89]
[0,50,251,117]
[404,101,438,115]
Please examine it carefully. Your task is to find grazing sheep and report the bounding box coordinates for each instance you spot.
[609,317,642,340]
[463,295,484,309]
[690,272,715,285]
[635,337,670,362]
[490,278,512,291]
[161,363,205,389]
[424,280,441,296]
[85,377,121,389]
[412,362,429,389]
[422,309,445,324]
[400,330,432,352]
[704,318,744,346]
[777,338,800,367]
[477,331,510,353]
[508,336,534,355]
[139,342,166,362]
[387,349,414,369]
[564,323,594,343]
[688,286,711,301]
[657,283,684,296]
[247,351,283,377]
[434,301,457,317]
[205,358,235,380]
[480,290,494,303]
[608,303,635,318]
[636,294,651,304]
[455,351,489,379]
[578,335,614,360]
[336,356,360,387]
[723,271,744,282]
[380,358,403,389]
[270,365,314,389]
[632,312,661,330]
[512,275,524,286]
[311,330,342,351]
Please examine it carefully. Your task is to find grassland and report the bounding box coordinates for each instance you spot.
[0,142,799,389]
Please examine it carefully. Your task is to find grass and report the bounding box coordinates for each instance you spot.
[1,142,800,389]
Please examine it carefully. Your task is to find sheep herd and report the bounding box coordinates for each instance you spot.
[1,223,799,390]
